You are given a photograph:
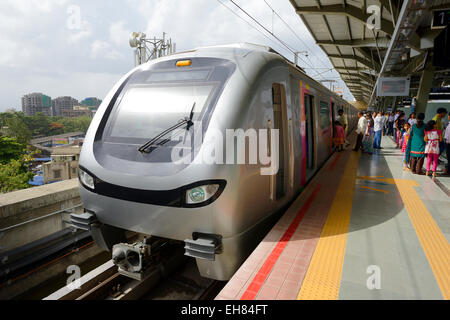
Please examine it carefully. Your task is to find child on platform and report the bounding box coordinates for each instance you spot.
[401,122,411,170]
[424,120,443,178]
[333,121,345,151]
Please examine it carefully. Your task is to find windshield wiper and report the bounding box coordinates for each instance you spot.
[138,102,196,153]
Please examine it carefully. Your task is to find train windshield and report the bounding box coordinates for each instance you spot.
[95,58,235,170]
[109,84,213,139]
[101,58,236,146]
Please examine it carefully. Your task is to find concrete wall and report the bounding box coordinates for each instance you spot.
[43,161,79,184]
[0,179,82,253]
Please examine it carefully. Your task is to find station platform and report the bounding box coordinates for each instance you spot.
[216,133,450,300]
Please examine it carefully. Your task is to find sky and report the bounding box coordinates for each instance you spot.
[0,0,354,112]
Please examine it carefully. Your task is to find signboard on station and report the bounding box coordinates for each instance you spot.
[432,9,450,29]
[377,77,410,97]
[402,97,412,106]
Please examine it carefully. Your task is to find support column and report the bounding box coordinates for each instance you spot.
[415,59,434,114]
[392,97,397,112]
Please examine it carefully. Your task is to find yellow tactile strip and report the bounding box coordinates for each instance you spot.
[297,152,360,300]
[394,179,450,300]
[356,176,450,300]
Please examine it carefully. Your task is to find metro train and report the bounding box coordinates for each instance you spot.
[75,43,358,280]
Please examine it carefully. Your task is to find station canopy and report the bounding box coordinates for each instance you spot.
[289,0,450,109]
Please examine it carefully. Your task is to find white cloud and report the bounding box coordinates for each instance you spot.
[90,40,123,60]
[67,20,92,44]
[0,0,355,110]
[109,21,131,47]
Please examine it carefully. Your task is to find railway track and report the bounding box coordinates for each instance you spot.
[44,241,225,300]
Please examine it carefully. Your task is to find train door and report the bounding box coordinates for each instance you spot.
[304,94,315,174]
[272,83,288,200]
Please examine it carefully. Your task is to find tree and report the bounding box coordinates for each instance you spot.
[5,116,32,144]
[23,113,51,136]
[60,116,92,133]
[0,156,34,193]
[0,136,24,164]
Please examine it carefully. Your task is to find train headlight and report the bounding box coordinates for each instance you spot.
[79,168,95,190]
[186,184,220,204]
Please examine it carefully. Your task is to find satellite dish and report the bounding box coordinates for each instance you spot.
[129,32,139,48]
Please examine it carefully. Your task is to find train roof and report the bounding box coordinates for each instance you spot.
[147,43,353,107]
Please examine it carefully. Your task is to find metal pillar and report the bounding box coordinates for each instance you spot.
[415,58,434,114]
[391,97,397,113]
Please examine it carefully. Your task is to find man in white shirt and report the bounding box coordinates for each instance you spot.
[353,112,366,151]
[444,113,450,175]
[373,111,384,149]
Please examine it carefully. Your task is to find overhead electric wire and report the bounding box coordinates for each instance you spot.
[262,0,347,92]
[216,0,313,73]
[225,0,328,81]
[218,0,353,98]
[261,0,332,71]
[227,0,295,54]
[217,0,316,78]
[262,0,354,99]
[216,0,288,56]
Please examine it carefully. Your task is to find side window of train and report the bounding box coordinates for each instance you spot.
[319,100,330,129]
[271,83,288,200]
[304,94,315,170]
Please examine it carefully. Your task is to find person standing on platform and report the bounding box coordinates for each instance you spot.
[387,112,395,136]
[405,113,426,175]
[432,108,448,156]
[333,121,345,151]
[353,112,366,152]
[408,112,417,126]
[337,109,349,146]
[395,112,406,148]
[362,113,374,154]
[424,120,443,178]
[393,110,401,139]
[383,112,389,135]
[373,111,384,149]
[444,113,450,175]
[401,122,411,170]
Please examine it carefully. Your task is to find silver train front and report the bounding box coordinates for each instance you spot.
[78,44,358,280]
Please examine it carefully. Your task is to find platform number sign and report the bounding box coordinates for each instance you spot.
[432,9,450,29]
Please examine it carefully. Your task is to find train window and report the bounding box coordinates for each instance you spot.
[305,94,315,170]
[109,85,214,139]
[319,101,330,129]
[272,83,287,200]
[100,57,236,146]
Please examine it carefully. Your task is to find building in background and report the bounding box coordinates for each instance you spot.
[61,105,92,118]
[21,93,52,116]
[52,96,78,116]
[43,146,80,184]
[80,97,102,110]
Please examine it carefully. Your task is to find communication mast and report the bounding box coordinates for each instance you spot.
[129,32,176,66]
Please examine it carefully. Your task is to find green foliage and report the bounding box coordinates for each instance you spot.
[0,136,24,164]
[0,156,34,194]
[59,116,92,133]
[1,111,93,138]
[23,112,51,136]
[5,116,32,144]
